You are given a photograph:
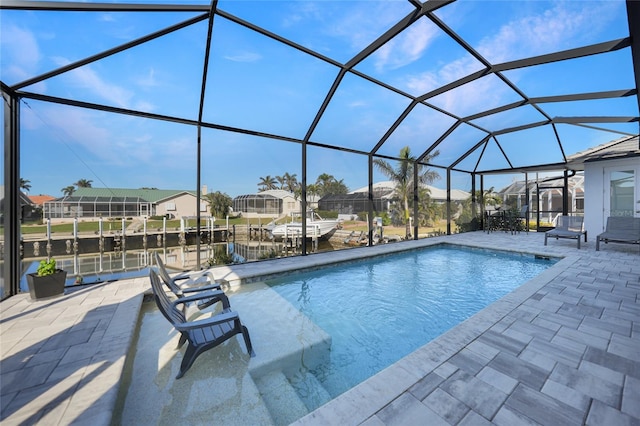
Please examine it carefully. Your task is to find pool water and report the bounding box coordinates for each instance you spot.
[266,245,556,406]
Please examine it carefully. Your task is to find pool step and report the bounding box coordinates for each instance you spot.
[229,282,334,423]
[254,370,309,426]
[287,369,333,412]
[232,282,333,379]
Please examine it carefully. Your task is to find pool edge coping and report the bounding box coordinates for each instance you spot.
[212,235,563,288]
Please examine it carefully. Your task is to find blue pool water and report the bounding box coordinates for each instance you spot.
[266,245,556,403]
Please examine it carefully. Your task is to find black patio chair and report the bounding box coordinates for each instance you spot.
[149,269,254,379]
[153,251,226,311]
[508,205,529,234]
[484,210,504,233]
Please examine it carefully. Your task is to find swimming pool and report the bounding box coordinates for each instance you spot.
[264,245,556,413]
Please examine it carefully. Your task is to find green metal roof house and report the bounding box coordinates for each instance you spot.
[43,188,209,222]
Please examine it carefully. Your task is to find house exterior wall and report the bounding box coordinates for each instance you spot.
[584,162,604,239]
[584,157,639,239]
[280,194,301,217]
[155,193,208,219]
[232,190,306,218]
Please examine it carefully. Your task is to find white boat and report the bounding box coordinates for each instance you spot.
[268,211,340,239]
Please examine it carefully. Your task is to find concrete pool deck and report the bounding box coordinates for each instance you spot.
[1,231,639,425]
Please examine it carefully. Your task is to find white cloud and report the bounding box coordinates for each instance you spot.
[224,52,262,62]
[132,134,152,144]
[0,24,45,88]
[73,67,133,108]
[405,1,622,115]
[282,2,321,27]
[4,65,38,88]
[438,75,511,117]
[51,56,133,108]
[99,13,115,23]
[278,1,416,61]
[349,100,367,108]
[340,13,387,51]
[405,52,483,95]
[136,68,158,88]
[405,71,441,94]
[37,106,111,158]
[38,105,190,170]
[1,24,40,69]
[374,19,439,72]
[477,1,621,63]
[134,100,156,112]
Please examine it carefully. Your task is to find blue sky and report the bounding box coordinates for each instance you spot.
[1,0,637,198]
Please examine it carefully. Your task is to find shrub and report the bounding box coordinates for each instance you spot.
[455,217,481,233]
[205,246,235,266]
[258,249,278,260]
[36,258,57,277]
[356,211,391,225]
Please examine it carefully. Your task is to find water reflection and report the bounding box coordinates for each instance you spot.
[19,246,213,291]
[18,238,337,292]
[232,240,335,262]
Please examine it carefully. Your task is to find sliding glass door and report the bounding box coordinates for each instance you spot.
[605,166,639,218]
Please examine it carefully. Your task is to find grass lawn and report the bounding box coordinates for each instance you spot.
[340,220,448,237]
[18,217,273,235]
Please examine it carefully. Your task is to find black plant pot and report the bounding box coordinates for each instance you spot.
[26,269,67,300]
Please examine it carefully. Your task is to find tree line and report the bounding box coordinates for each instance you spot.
[257,172,349,198]
[256,147,442,238]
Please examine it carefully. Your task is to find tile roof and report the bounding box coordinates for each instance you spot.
[28,195,55,205]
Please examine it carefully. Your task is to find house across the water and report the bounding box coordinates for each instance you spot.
[43,187,210,223]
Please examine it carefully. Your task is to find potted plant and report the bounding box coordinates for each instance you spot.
[26,258,67,300]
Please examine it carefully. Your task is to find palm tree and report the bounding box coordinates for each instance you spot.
[479,187,502,207]
[305,183,320,200]
[61,186,75,197]
[74,178,93,188]
[257,175,277,191]
[282,172,298,193]
[374,146,439,239]
[455,188,502,232]
[315,173,348,196]
[20,178,31,193]
[204,191,232,218]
